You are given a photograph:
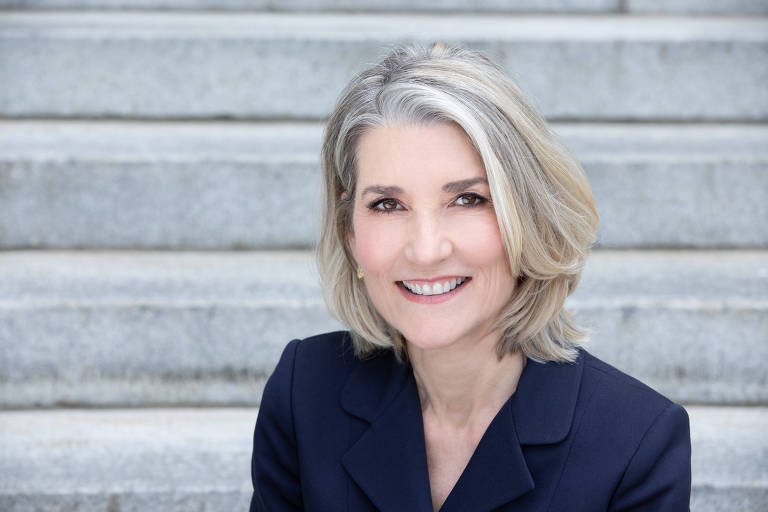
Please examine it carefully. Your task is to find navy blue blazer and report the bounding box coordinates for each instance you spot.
[250,331,691,511]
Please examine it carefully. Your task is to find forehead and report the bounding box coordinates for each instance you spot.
[355,122,486,184]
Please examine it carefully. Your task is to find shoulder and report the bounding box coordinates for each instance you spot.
[543,349,691,509]
[574,348,690,470]
[578,348,687,425]
[293,329,356,363]
[288,330,367,382]
[574,351,691,509]
[263,330,394,407]
[263,330,413,429]
[264,330,354,388]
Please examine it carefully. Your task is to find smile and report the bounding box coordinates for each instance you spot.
[401,277,468,296]
[396,277,471,304]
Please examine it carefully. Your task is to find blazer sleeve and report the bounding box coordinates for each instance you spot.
[609,402,692,512]
[250,338,303,512]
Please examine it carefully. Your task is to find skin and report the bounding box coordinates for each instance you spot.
[348,121,526,511]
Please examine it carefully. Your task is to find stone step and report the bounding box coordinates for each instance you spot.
[0,249,765,408]
[1,121,766,249]
[626,0,768,15]
[1,13,766,120]
[1,0,765,15]
[0,406,765,511]
[0,250,344,408]
[688,406,768,511]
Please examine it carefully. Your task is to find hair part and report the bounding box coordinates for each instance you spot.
[317,42,599,364]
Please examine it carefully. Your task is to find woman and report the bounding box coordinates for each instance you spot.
[250,43,691,511]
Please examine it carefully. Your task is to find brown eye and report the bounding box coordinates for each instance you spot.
[455,193,486,207]
[370,198,403,212]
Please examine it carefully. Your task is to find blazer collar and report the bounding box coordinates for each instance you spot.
[340,348,585,512]
[510,350,585,445]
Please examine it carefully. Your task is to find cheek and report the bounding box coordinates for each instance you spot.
[350,214,402,274]
[461,219,515,298]
[456,214,508,265]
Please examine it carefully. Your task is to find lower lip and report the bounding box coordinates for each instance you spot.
[396,279,470,304]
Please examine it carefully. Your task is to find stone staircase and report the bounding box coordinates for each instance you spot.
[0,1,766,510]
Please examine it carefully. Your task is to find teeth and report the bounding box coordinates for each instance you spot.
[402,277,467,296]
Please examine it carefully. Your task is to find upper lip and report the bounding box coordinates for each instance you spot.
[399,276,469,284]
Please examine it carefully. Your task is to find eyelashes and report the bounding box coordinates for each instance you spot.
[366,193,489,214]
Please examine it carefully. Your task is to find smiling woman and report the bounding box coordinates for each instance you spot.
[348,122,517,357]
[250,43,691,512]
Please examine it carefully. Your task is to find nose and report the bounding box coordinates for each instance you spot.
[403,212,453,266]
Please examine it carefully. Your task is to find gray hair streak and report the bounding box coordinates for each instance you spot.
[316,42,599,363]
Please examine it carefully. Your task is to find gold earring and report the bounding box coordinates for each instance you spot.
[356,265,364,279]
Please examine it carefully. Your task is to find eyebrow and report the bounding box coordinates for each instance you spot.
[361,177,488,197]
[442,177,489,193]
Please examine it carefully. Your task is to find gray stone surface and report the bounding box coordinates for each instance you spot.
[0,120,321,157]
[0,121,323,249]
[1,121,766,249]
[3,0,766,15]
[0,0,621,11]
[0,408,254,510]
[0,156,324,248]
[688,406,768,511]
[1,13,766,120]
[587,157,768,248]
[628,0,768,15]
[569,251,768,404]
[569,127,768,247]
[0,406,766,511]
[4,120,767,159]
[0,250,765,407]
[0,251,344,407]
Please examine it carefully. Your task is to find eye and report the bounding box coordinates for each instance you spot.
[368,198,403,213]
[454,193,487,207]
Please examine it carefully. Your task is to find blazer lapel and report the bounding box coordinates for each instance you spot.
[443,351,585,511]
[340,347,585,512]
[439,398,534,512]
[510,350,585,445]
[341,355,433,512]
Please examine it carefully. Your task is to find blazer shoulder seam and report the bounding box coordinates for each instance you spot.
[583,357,670,404]
[611,400,677,499]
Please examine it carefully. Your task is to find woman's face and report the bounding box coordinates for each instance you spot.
[349,121,516,353]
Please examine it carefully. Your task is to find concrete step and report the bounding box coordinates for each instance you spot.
[0,406,765,511]
[1,0,765,15]
[688,406,768,511]
[0,250,344,408]
[0,408,256,511]
[0,249,765,408]
[1,13,766,120]
[627,0,768,15]
[571,250,768,404]
[1,121,766,249]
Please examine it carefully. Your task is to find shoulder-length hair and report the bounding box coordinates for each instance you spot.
[316,42,599,364]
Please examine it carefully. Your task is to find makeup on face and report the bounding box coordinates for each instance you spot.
[349,121,515,351]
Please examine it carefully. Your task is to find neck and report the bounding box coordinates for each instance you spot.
[407,331,526,431]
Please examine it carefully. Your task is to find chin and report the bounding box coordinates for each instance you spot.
[401,329,462,352]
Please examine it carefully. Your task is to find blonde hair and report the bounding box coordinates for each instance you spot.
[316,42,599,363]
